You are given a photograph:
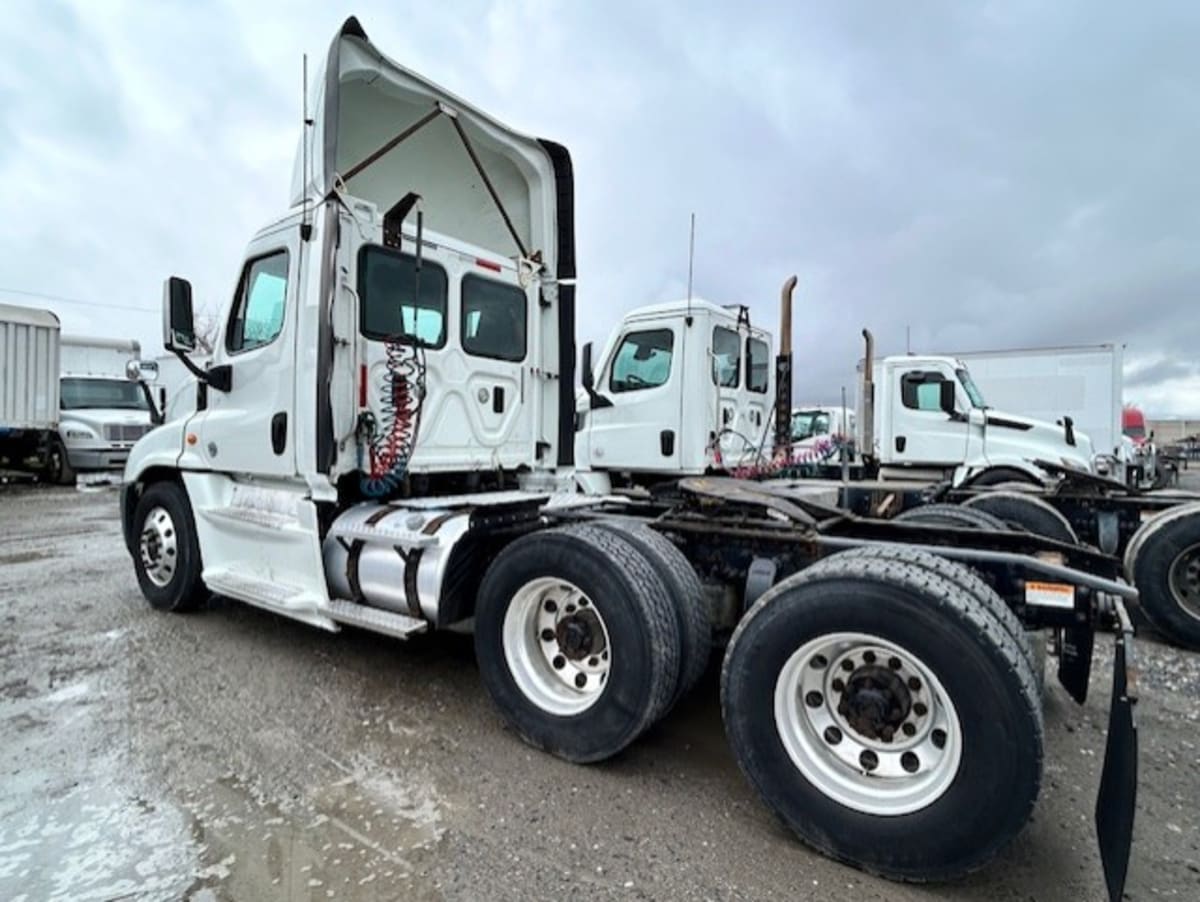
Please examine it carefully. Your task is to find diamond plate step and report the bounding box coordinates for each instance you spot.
[203,506,298,530]
[205,570,308,606]
[327,507,439,548]
[327,600,428,640]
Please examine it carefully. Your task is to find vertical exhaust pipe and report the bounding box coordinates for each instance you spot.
[774,276,797,455]
[860,328,875,463]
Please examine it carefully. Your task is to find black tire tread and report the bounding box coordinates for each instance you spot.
[722,546,1043,882]
[895,503,1008,531]
[590,519,711,704]
[962,491,1078,544]
[132,480,207,612]
[1124,502,1200,649]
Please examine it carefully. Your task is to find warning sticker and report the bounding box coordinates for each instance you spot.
[1025,581,1075,609]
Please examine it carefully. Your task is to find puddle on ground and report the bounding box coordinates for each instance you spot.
[0,767,448,900]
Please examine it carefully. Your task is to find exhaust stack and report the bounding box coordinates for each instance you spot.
[860,328,875,463]
[774,276,797,454]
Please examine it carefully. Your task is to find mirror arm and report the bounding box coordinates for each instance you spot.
[172,349,232,393]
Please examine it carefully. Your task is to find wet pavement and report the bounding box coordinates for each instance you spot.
[2,483,1199,901]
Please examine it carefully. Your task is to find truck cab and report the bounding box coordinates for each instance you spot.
[866,354,1096,484]
[574,300,773,483]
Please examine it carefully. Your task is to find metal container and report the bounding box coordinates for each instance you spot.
[1,303,61,431]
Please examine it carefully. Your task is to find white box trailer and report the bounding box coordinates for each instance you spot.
[944,343,1125,468]
[0,303,61,475]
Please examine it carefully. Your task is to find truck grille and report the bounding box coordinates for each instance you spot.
[103,424,151,442]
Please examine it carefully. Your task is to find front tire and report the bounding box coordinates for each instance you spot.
[46,437,75,486]
[722,548,1042,881]
[132,481,207,612]
[475,525,681,763]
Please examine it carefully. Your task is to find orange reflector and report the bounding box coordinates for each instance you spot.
[475,258,502,272]
[186,433,197,445]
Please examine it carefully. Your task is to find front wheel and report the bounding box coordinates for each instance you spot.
[722,547,1042,881]
[46,437,75,486]
[132,481,207,612]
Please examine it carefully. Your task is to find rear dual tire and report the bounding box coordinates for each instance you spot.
[474,524,682,763]
[721,547,1043,881]
[1125,503,1200,650]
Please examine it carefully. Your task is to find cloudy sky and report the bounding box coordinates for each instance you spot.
[2,1,1198,415]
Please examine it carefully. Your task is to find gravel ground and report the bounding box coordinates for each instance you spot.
[1,481,1199,901]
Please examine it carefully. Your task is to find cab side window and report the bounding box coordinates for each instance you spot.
[746,336,769,393]
[610,329,674,393]
[462,275,527,361]
[712,327,740,387]
[900,371,947,411]
[227,250,289,353]
[358,246,448,347]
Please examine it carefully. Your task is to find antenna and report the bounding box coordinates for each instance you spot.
[685,212,695,325]
[906,324,911,355]
[300,53,313,242]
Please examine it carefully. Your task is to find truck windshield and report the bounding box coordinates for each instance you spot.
[956,368,986,408]
[791,411,831,440]
[61,378,148,411]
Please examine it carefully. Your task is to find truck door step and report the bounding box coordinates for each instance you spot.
[205,569,314,608]
[326,600,429,640]
[202,505,300,531]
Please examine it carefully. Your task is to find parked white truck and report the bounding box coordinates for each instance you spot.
[57,336,156,481]
[119,19,1137,899]
[0,303,64,480]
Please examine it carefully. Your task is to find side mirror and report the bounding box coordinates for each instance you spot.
[938,379,956,414]
[163,276,197,352]
[581,341,595,391]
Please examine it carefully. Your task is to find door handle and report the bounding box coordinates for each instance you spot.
[271,412,287,455]
[493,386,505,413]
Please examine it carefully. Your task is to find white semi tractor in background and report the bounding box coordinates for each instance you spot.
[119,20,1137,899]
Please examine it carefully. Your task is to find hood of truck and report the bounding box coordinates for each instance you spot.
[982,408,1095,469]
[292,17,573,278]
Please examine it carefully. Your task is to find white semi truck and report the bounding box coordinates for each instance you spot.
[120,19,1137,898]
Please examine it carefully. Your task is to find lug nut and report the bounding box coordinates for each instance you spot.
[862,650,876,664]
[574,673,587,689]
[578,598,589,607]
[588,656,599,667]
[913,702,928,717]
[907,676,922,692]
[888,656,902,670]
[901,722,916,737]
[541,629,555,642]
[901,752,920,773]
[824,726,843,745]
[841,659,855,673]
[544,600,558,613]
[859,750,879,772]
[831,678,845,693]
[805,691,823,708]
[552,655,566,670]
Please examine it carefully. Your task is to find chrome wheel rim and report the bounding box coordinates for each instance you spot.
[774,631,963,815]
[502,577,611,716]
[139,506,178,588]
[1168,542,1200,621]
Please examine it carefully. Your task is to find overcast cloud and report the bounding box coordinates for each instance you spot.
[2,0,1198,415]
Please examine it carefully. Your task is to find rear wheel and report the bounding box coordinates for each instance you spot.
[722,547,1042,881]
[962,491,1078,544]
[475,525,681,762]
[132,481,207,612]
[590,520,712,706]
[1125,504,1200,650]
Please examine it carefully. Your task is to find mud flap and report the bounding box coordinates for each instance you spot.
[1057,623,1094,704]
[1094,610,1137,902]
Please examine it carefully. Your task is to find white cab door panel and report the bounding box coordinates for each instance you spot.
[194,227,301,478]
[887,366,968,466]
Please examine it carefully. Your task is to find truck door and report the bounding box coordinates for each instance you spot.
[585,325,682,472]
[712,325,745,465]
[889,367,967,466]
[194,229,299,477]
